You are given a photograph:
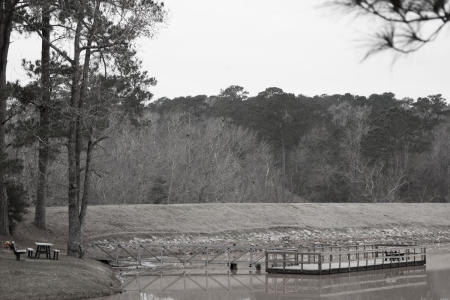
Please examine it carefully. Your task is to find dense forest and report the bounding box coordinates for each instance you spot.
[10,86,450,205]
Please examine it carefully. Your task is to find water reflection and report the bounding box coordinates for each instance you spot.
[100,250,450,300]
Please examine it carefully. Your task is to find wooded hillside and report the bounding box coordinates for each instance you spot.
[12,87,450,204]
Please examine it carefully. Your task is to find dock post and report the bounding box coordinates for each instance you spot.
[390,252,392,268]
[282,253,286,270]
[366,252,368,270]
[295,252,299,265]
[373,251,376,268]
[318,254,322,273]
[265,251,269,271]
[357,253,360,269]
[300,253,304,271]
[329,254,332,273]
[406,248,409,266]
[137,247,141,268]
[339,253,341,269]
[115,244,120,266]
[348,253,351,272]
[424,247,426,264]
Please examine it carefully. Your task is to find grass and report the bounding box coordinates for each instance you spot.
[0,250,120,300]
[12,203,450,243]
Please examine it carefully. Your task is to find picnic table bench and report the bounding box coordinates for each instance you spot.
[6,241,26,261]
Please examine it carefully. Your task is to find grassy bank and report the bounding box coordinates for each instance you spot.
[9,203,450,245]
[39,203,450,234]
[0,250,120,300]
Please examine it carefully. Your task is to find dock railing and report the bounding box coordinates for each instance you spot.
[265,245,426,274]
[93,242,268,269]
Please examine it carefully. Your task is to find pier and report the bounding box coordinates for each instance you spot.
[92,242,266,269]
[92,242,426,275]
[265,244,426,275]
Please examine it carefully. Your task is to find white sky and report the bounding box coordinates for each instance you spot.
[7,0,450,100]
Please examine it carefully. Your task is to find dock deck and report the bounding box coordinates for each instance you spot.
[265,244,426,275]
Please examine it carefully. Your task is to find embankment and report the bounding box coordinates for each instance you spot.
[12,203,450,247]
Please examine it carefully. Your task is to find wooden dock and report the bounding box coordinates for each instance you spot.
[265,244,426,275]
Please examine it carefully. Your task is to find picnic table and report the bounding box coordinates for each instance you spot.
[35,242,53,259]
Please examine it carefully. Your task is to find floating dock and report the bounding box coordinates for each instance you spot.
[265,244,426,275]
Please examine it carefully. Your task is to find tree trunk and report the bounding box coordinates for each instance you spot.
[280,138,286,202]
[75,33,93,258]
[35,3,51,230]
[67,21,82,257]
[0,3,14,236]
[447,162,450,203]
[67,0,99,256]
[75,0,99,257]
[78,131,93,257]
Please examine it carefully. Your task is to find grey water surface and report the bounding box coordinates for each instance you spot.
[100,245,450,300]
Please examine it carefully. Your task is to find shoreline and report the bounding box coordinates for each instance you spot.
[3,203,450,299]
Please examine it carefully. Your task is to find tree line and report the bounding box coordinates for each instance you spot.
[14,87,450,212]
[145,88,450,203]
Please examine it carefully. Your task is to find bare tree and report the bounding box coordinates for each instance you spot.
[91,114,283,205]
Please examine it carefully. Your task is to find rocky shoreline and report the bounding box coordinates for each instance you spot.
[89,225,450,258]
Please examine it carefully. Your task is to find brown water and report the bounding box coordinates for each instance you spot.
[101,246,450,300]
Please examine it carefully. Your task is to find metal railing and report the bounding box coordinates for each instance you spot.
[265,245,426,274]
[93,242,266,270]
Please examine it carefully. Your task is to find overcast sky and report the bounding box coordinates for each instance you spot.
[8,0,450,100]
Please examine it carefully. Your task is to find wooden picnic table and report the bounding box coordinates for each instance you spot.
[35,242,53,259]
